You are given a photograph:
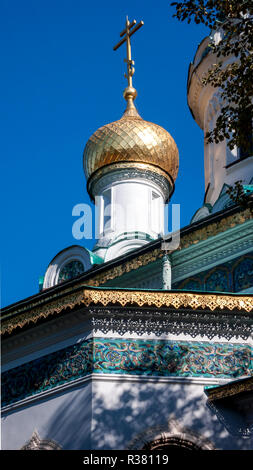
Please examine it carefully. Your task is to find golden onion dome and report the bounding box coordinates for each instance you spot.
[83,87,179,198]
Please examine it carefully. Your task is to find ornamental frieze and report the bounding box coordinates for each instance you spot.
[2,337,252,408]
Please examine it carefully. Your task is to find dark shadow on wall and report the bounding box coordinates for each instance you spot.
[40,382,93,450]
[42,375,252,450]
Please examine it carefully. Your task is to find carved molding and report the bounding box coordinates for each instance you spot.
[126,418,216,450]
[80,289,253,313]
[21,430,61,450]
[91,166,170,202]
[91,307,252,340]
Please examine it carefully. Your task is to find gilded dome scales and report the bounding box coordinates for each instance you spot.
[83,17,179,199]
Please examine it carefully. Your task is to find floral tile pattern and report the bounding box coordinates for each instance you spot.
[2,338,252,407]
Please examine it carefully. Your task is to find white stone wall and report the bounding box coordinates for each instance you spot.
[203,91,253,207]
[187,37,253,209]
[1,382,92,450]
[2,375,252,450]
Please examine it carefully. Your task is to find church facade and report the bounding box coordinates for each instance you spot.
[1,18,253,451]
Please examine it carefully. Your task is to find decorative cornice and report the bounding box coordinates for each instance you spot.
[82,289,253,312]
[90,306,252,340]
[88,162,174,201]
[1,287,252,337]
[205,376,253,402]
[91,166,171,202]
[1,290,88,337]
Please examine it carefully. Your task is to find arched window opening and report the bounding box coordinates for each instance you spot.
[143,436,202,451]
[58,260,84,283]
[21,431,61,450]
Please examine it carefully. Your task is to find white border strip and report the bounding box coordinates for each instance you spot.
[1,372,230,414]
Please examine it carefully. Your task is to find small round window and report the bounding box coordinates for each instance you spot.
[58,260,84,283]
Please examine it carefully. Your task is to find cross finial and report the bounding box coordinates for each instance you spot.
[113,16,144,108]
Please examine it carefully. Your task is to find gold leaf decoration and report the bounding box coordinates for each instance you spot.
[2,288,252,337]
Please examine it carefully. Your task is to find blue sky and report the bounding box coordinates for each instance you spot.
[1,0,208,307]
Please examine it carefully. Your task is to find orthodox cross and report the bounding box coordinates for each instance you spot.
[113,16,144,89]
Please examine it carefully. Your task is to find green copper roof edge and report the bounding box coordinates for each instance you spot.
[94,231,155,250]
[78,284,253,296]
[85,248,103,264]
